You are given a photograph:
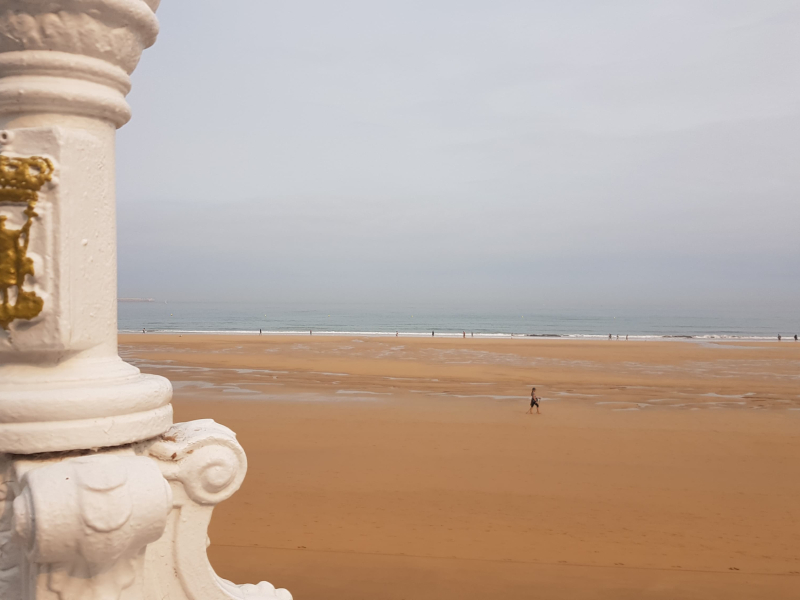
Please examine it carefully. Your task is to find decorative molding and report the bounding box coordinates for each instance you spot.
[2,426,292,599]
[11,453,172,600]
[0,51,133,127]
[144,420,292,600]
[0,0,159,73]
[0,0,160,127]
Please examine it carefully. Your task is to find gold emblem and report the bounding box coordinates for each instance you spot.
[0,155,54,330]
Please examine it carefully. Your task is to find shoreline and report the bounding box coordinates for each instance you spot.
[120,330,795,342]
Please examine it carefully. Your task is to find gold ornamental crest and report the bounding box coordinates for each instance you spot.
[0,155,54,330]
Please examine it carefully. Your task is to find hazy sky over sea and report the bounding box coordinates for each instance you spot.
[118,1,800,310]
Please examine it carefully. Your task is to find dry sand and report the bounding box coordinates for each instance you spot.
[120,334,800,599]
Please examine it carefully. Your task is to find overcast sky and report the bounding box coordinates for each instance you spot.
[117,1,800,310]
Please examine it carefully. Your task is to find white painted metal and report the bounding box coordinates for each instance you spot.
[0,0,171,453]
[0,2,291,598]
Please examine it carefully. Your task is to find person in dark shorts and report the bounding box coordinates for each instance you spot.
[527,387,541,414]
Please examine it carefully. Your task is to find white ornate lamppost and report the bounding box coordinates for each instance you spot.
[0,2,290,599]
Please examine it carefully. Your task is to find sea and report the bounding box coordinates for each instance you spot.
[119,301,798,340]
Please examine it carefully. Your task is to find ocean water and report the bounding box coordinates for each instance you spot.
[118,301,798,340]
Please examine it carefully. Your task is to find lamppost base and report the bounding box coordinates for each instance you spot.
[0,419,292,600]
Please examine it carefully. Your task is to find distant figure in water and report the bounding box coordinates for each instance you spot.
[396,331,398,337]
[259,328,262,335]
[432,330,434,337]
[527,387,541,415]
[471,332,474,337]
[626,335,628,341]
[463,331,466,338]
[142,328,145,334]
[616,335,619,340]
[778,334,781,341]
[608,334,612,340]
[795,334,798,341]
[310,330,312,335]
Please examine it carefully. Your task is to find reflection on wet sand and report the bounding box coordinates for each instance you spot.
[120,335,800,411]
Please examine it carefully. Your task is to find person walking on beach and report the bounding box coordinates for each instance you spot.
[463,331,466,338]
[432,330,434,337]
[527,387,541,415]
[795,334,798,341]
[778,335,781,341]
[259,328,262,335]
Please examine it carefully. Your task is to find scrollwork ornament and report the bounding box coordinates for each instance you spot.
[146,420,292,600]
[149,419,248,505]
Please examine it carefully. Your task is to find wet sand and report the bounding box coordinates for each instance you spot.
[120,334,800,599]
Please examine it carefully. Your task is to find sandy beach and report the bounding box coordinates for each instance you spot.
[120,334,800,599]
